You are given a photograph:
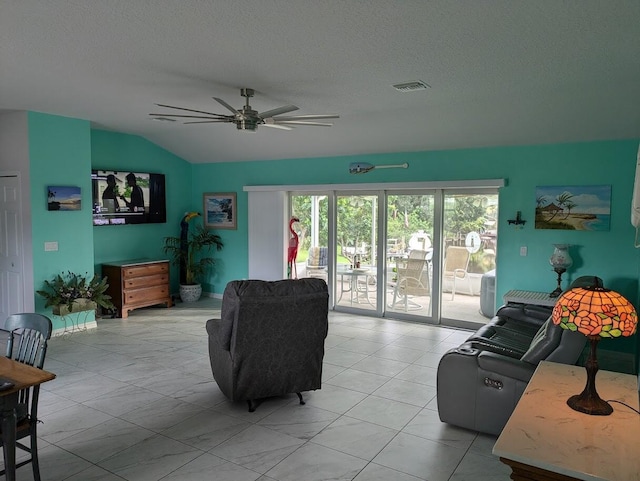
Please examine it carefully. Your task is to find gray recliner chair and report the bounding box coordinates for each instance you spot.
[206,278,329,411]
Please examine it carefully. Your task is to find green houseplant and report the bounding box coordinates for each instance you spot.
[37,271,115,315]
[163,224,224,302]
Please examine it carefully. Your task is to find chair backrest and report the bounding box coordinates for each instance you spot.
[9,328,48,369]
[5,326,50,428]
[398,249,428,277]
[520,318,585,365]
[569,275,603,289]
[0,328,11,358]
[218,278,329,352]
[443,246,470,275]
[5,313,53,340]
[4,313,52,368]
[307,246,328,267]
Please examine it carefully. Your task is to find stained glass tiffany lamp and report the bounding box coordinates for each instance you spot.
[552,284,637,415]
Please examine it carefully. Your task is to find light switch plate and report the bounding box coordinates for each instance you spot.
[44,241,58,252]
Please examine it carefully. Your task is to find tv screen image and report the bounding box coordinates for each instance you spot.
[91,170,166,225]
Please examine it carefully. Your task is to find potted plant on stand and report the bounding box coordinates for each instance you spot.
[163,225,224,302]
[37,271,115,316]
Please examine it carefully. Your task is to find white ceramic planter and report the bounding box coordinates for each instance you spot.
[180,284,202,302]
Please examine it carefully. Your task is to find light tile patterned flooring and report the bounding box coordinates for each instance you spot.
[14,298,511,481]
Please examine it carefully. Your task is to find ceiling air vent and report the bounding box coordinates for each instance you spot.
[392,80,430,92]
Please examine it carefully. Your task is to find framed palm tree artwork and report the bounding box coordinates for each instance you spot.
[535,185,611,231]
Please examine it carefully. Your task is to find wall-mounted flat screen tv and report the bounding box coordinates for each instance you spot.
[91,170,166,226]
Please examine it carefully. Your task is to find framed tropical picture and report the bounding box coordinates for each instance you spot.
[535,185,611,231]
[47,185,82,211]
[203,192,237,230]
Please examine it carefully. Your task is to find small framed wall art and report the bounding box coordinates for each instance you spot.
[47,186,81,211]
[203,192,237,230]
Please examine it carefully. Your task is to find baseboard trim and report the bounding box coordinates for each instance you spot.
[203,292,223,299]
[52,321,97,337]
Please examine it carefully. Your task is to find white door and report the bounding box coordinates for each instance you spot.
[0,174,24,321]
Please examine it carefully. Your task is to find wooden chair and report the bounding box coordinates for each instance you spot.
[1,313,52,481]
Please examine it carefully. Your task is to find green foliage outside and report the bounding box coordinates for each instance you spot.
[291,193,497,274]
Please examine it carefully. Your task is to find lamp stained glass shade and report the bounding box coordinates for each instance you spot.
[552,287,637,338]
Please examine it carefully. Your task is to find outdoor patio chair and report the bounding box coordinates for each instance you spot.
[389,249,430,311]
[306,246,328,281]
[443,245,471,300]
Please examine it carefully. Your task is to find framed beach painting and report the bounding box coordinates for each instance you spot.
[47,186,81,211]
[535,185,611,231]
[203,192,237,230]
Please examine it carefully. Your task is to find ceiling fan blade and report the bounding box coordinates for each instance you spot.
[258,105,299,119]
[213,97,242,116]
[150,113,231,120]
[273,121,334,127]
[183,120,235,124]
[272,114,339,121]
[154,103,229,118]
[262,123,293,131]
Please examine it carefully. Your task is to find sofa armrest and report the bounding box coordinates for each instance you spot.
[477,351,536,383]
[206,318,230,351]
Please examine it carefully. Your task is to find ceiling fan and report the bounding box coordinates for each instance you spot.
[150,88,339,132]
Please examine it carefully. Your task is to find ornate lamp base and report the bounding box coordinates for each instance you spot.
[567,337,613,416]
[549,267,566,298]
[567,392,613,416]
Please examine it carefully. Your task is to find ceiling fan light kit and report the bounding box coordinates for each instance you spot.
[150,88,339,132]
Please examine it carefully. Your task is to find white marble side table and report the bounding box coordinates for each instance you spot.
[493,360,640,481]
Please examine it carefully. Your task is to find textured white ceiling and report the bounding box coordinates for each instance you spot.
[1,1,639,163]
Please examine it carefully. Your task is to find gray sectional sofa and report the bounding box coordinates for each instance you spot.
[436,279,600,435]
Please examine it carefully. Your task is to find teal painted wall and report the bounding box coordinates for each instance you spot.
[192,139,640,356]
[28,112,94,329]
[91,130,193,290]
[24,115,638,362]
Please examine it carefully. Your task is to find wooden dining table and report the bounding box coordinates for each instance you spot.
[0,357,55,481]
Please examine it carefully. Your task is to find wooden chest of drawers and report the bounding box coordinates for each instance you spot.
[102,259,172,318]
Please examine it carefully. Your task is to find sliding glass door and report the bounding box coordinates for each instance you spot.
[291,194,329,283]
[385,193,435,320]
[440,192,498,325]
[290,187,498,327]
[334,193,379,312]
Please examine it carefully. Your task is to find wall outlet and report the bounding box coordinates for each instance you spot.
[520,246,527,256]
[44,241,58,252]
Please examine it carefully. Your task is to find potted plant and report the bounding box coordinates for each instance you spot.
[37,271,115,316]
[163,225,224,302]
